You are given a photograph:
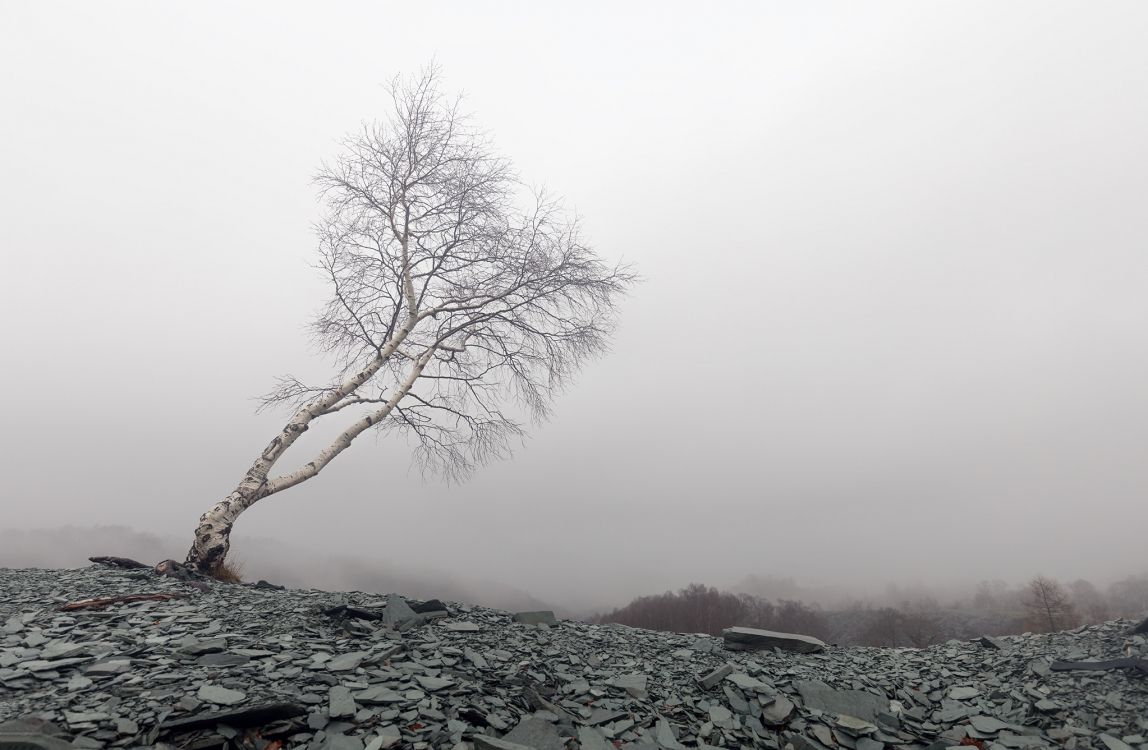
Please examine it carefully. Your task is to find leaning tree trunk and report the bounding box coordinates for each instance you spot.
[185,480,269,574]
[184,330,429,576]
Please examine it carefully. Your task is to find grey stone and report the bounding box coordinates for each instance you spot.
[0,720,73,750]
[511,611,558,626]
[608,672,648,699]
[968,715,1010,734]
[326,651,368,672]
[578,726,615,750]
[655,717,686,750]
[381,594,420,630]
[722,626,826,654]
[726,672,767,691]
[84,659,130,674]
[502,716,566,750]
[836,714,878,735]
[114,718,139,735]
[196,684,246,705]
[197,652,250,667]
[320,735,364,750]
[947,686,980,701]
[329,686,356,718]
[178,637,227,655]
[473,736,537,750]
[415,675,454,692]
[40,642,87,660]
[795,681,887,723]
[443,621,480,632]
[1098,735,1135,750]
[698,663,733,689]
[761,694,795,726]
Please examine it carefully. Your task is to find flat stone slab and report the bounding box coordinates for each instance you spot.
[511,611,558,626]
[196,684,246,706]
[722,626,826,654]
[794,680,887,723]
[502,716,566,750]
[697,663,732,689]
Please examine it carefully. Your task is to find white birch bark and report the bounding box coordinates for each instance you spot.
[185,317,422,572]
[183,68,632,576]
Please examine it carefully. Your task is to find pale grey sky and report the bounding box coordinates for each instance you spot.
[2,2,1147,612]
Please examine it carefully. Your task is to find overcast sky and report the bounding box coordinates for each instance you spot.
[3,2,1147,612]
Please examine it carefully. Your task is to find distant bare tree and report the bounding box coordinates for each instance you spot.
[1107,574,1148,619]
[185,67,634,575]
[1068,579,1110,624]
[1023,576,1077,632]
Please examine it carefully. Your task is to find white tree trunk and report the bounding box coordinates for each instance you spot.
[185,336,431,574]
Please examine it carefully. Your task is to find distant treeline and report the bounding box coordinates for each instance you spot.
[592,574,1148,648]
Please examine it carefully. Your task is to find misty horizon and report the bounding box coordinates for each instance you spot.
[3,3,1148,616]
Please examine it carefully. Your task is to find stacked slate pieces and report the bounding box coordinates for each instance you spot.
[1,567,1146,750]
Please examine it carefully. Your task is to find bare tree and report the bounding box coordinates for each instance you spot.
[185,68,635,575]
[1023,576,1077,632]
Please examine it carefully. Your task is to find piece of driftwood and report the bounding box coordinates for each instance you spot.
[88,556,150,569]
[1049,657,1148,676]
[59,592,188,611]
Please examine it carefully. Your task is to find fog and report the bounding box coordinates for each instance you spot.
[2,2,1147,616]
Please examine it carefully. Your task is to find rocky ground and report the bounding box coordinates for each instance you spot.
[0,566,1144,750]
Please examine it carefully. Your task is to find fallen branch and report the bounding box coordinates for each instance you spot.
[59,592,188,611]
[1050,658,1148,676]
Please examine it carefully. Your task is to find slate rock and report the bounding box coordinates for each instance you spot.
[502,716,566,750]
[578,726,615,750]
[722,626,826,654]
[329,685,356,718]
[795,680,887,723]
[381,594,421,630]
[511,611,558,626]
[761,694,795,726]
[698,663,733,689]
[197,652,250,667]
[443,621,480,632]
[326,651,368,672]
[473,736,537,750]
[968,715,1010,734]
[196,684,246,706]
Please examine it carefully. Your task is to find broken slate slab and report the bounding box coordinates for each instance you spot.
[698,663,733,689]
[608,672,649,699]
[794,680,887,723]
[197,684,246,706]
[722,626,826,654]
[326,651,369,672]
[502,716,566,750]
[443,621,480,632]
[511,611,558,626]
[761,694,795,726]
[969,715,1011,734]
[473,736,537,750]
[158,703,307,733]
[381,594,422,631]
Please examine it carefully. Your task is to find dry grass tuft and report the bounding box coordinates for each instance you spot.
[211,556,245,584]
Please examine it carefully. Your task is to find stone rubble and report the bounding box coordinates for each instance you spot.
[0,566,1145,750]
